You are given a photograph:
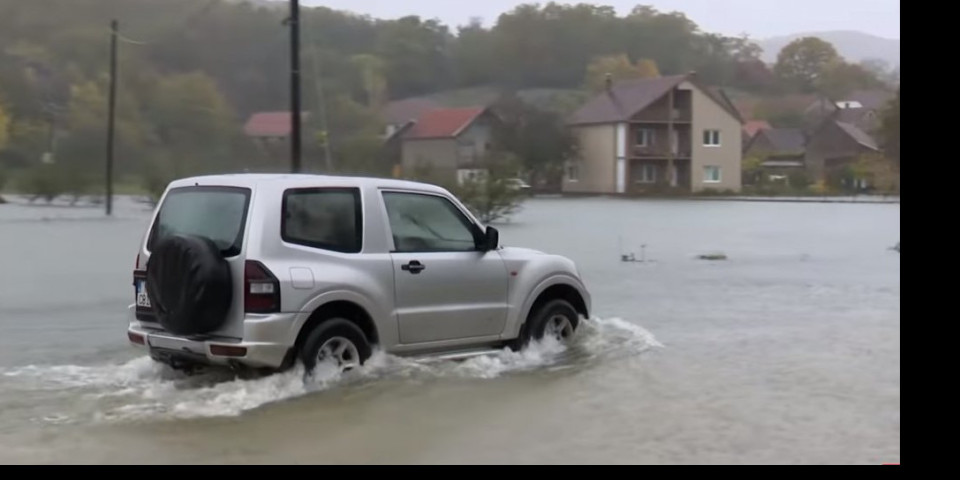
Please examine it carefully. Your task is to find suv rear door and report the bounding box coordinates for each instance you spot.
[381,190,509,345]
[136,186,251,339]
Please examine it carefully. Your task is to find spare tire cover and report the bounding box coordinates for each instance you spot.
[146,234,233,336]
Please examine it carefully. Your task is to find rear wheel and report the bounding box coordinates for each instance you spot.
[512,299,580,350]
[299,319,372,375]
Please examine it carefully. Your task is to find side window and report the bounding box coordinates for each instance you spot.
[382,192,479,253]
[282,189,362,253]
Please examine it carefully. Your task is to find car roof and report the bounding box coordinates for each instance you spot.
[167,173,448,194]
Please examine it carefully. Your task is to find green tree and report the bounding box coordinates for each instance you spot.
[375,16,452,97]
[0,101,10,152]
[491,93,576,190]
[333,134,391,177]
[450,152,525,224]
[23,164,69,203]
[146,72,236,174]
[452,19,497,87]
[0,166,7,201]
[742,155,764,186]
[817,61,885,99]
[622,6,699,75]
[881,89,900,165]
[775,37,841,92]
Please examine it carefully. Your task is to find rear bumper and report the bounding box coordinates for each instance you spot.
[127,312,298,370]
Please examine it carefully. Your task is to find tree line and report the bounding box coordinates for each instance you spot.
[0,0,899,201]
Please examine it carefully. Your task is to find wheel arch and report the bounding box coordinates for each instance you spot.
[515,280,590,340]
[294,300,380,353]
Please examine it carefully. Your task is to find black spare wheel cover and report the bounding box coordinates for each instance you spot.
[147,234,234,336]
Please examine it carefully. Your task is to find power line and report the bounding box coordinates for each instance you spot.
[117,34,148,46]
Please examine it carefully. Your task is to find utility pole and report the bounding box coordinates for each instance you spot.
[106,19,118,216]
[289,0,303,173]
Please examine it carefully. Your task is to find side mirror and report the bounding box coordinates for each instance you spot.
[482,226,500,252]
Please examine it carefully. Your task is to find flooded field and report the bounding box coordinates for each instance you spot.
[0,196,900,464]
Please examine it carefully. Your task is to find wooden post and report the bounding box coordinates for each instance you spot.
[289,0,302,173]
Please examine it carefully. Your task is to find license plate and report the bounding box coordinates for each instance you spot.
[136,280,152,309]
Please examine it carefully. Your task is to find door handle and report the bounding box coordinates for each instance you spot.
[401,261,426,275]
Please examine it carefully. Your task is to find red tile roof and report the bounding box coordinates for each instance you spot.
[382,98,442,125]
[743,120,772,137]
[244,112,310,138]
[405,107,487,140]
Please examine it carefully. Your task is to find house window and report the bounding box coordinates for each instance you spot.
[703,166,722,183]
[635,128,652,147]
[703,130,721,147]
[567,165,580,182]
[637,164,658,184]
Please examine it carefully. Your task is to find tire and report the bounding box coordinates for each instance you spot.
[299,319,372,374]
[146,234,233,336]
[512,299,579,350]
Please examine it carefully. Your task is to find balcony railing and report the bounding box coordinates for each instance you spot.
[630,145,691,158]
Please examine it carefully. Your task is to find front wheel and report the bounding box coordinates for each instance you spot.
[299,319,372,375]
[512,299,580,350]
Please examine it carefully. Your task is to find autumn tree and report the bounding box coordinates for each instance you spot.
[350,54,387,109]
[585,55,660,92]
[775,37,841,92]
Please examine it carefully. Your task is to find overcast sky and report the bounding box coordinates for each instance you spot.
[302,0,900,39]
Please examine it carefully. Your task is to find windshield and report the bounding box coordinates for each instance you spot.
[148,187,251,257]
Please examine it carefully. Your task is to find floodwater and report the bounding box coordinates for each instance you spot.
[0,195,900,465]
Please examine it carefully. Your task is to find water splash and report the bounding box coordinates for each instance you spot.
[0,317,659,423]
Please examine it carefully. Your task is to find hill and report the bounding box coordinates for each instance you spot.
[760,31,900,67]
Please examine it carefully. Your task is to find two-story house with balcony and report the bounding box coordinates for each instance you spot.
[564,73,743,194]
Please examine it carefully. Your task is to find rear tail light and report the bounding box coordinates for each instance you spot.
[210,345,248,357]
[244,261,280,314]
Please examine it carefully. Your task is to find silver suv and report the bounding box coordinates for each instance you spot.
[128,174,591,374]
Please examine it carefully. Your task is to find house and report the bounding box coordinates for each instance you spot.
[243,111,311,140]
[743,128,807,183]
[565,73,743,194]
[399,107,498,184]
[243,111,312,163]
[381,98,441,138]
[743,120,772,139]
[805,113,881,186]
[801,89,895,133]
[742,119,772,145]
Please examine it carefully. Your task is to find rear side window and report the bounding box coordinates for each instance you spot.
[282,188,362,253]
[148,187,251,257]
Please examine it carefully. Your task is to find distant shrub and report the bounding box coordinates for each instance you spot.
[23,165,69,203]
[808,181,831,196]
[788,172,812,190]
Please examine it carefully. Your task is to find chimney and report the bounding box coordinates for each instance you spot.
[605,73,613,92]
